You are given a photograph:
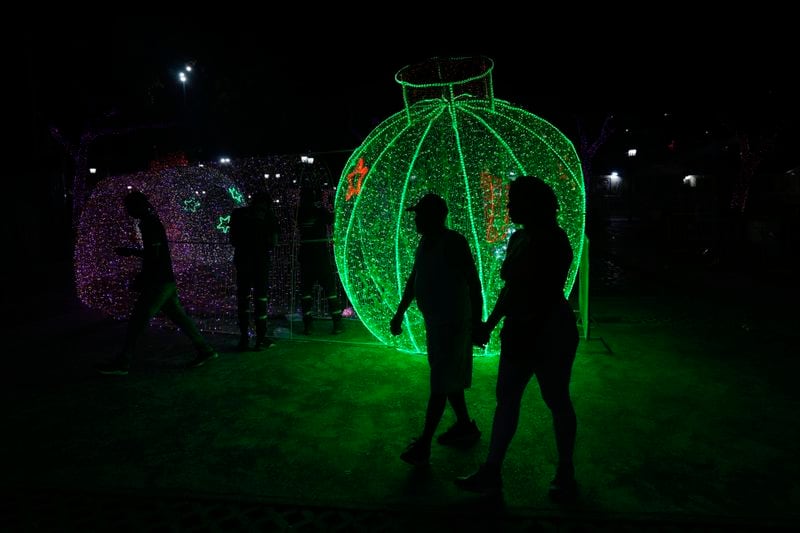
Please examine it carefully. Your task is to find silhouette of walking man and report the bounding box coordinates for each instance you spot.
[390,193,483,466]
[230,191,279,351]
[96,191,218,375]
[297,184,343,335]
[455,176,580,502]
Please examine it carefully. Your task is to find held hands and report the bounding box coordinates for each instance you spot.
[389,313,403,336]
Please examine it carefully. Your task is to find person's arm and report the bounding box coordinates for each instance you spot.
[458,237,483,328]
[485,285,509,332]
[390,266,416,335]
[485,230,521,331]
[471,285,508,346]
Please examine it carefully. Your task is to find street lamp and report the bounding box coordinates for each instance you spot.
[178,71,188,104]
[177,64,193,104]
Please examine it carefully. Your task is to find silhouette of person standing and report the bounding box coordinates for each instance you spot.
[455,176,580,502]
[296,184,343,335]
[229,191,279,351]
[390,193,484,466]
[96,191,218,375]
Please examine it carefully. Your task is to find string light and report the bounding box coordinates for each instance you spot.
[74,156,339,332]
[333,57,585,355]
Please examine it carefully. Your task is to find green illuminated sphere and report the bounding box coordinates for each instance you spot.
[334,57,584,355]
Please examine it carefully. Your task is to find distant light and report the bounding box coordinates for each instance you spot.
[275,173,281,178]
[198,163,205,168]
[264,173,270,178]
[683,175,697,187]
[219,157,231,164]
[292,179,297,184]
[307,157,314,164]
[126,185,133,190]
[185,65,192,72]
[179,72,187,83]
[89,168,97,174]
[300,156,308,163]
[608,172,621,185]
[627,149,637,157]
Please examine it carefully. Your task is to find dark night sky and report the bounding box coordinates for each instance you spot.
[21,16,799,179]
[8,14,798,286]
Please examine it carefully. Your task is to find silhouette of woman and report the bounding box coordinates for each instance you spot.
[455,176,580,502]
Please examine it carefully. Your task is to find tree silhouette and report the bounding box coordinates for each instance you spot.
[49,121,173,231]
[575,113,615,191]
[729,130,775,214]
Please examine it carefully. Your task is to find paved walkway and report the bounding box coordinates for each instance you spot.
[3,229,799,531]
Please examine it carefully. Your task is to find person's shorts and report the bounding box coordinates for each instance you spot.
[425,321,473,394]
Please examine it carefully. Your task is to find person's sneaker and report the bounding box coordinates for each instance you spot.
[187,350,218,368]
[400,438,431,466]
[454,463,503,494]
[548,475,578,503]
[437,419,481,447]
[95,358,129,376]
[253,337,275,351]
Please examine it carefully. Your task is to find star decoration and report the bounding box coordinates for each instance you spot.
[228,187,244,205]
[345,158,369,201]
[182,197,201,213]
[217,215,231,234]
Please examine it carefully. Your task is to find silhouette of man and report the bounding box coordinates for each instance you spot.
[297,184,343,335]
[229,191,279,351]
[390,193,484,466]
[96,191,218,375]
[455,176,580,502]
